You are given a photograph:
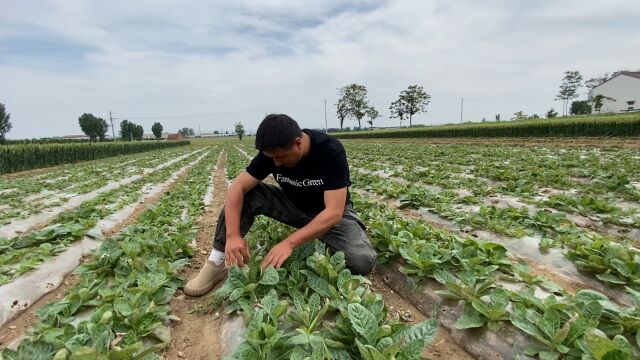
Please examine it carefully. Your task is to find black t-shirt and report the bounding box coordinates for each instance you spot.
[245,129,351,214]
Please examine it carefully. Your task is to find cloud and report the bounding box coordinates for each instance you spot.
[1,0,639,138]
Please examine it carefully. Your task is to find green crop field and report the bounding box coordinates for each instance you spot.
[1,137,640,359]
[334,113,640,139]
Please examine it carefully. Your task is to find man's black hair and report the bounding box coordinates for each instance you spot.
[255,114,302,151]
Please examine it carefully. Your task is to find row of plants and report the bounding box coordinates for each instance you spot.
[334,113,640,139]
[347,142,640,200]
[0,140,191,175]
[352,193,640,359]
[225,145,251,180]
[352,171,640,291]
[347,145,640,228]
[0,147,200,225]
[0,148,218,359]
[0,148,215,286]
[211,216,440,360]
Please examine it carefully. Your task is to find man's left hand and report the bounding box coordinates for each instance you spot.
[261,239,294,269]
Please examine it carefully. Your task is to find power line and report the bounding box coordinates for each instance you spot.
[122,101,324,120]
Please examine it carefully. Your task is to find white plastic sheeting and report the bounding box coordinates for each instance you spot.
[0,149,205,239]
[0,151,210,327]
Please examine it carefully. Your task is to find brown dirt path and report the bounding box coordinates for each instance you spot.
[165,152,228,360]
[0,153,206,350]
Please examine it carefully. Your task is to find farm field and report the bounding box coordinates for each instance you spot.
[1,137,639,359]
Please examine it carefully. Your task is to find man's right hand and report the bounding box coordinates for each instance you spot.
[225,234,250,267]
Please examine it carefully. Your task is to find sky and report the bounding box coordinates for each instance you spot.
[1,0,639,139]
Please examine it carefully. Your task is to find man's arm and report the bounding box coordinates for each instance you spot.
[225,171,259,267]
[260,187,347,269]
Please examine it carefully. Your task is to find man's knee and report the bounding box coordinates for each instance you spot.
[347,250,377,276]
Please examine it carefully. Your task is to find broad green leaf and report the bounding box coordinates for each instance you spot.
[539,308,561,338]
[259,266,279,286]
[582,300,603,322]
[305,271,336,299]
[113,298,133,317]
[348,303,378,346]
[455,303,485,329]
[596,273,627,285]
[405,319,439,345]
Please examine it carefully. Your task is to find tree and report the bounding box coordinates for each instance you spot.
[335,92,348,130]
[389,99,405,127]
[132,124,144,140]
[337,83,373,129]
[0,103,13,142]
[512,111,527,121]
[570,100,591,115]
[556,70,583,116]
[120,120,134,141]
[585,71,625,89]
[235,122,245,141]
[78,113,108,142]
[495,114,501,122]
[365,107,379,129]
[591,94,615,113]
[546,108,558,118]
[396,85,430,126]
[178,127,195,137]
[151,122,163,139]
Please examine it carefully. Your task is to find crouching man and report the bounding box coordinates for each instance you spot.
[184,114,377,296]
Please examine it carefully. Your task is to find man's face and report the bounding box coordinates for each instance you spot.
[263,138,303,167]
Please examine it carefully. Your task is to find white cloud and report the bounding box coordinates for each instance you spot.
[1,0,639,138]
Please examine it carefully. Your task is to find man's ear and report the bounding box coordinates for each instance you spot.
[295,137,303,150]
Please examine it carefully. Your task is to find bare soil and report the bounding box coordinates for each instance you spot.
[165,153,228,360]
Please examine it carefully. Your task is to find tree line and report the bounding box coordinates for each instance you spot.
[335,84,430,129]
[76,114,165,141]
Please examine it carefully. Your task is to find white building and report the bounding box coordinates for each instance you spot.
[590,71,640,113]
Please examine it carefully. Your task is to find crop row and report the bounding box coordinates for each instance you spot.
[352,170,640,291]
[0,147,197,224]
[351,192,640,359]
[346,143,640,200]
[1,148,217,359]
[0,148,214,286]
[0,140,191,175]
[225,145,251,179]
[334,113,640,139]
[212,216,440,360]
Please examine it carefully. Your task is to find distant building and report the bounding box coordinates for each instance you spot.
[60,134,90,140]
[200,132,223,138]
[590,72,640,113]
[166,133,186,141]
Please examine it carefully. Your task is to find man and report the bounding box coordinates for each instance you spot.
[184,114,377,297]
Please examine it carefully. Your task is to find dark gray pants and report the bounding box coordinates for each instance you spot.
[213,183,377,275]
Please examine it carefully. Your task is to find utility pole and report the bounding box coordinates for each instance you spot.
[109,111,115,141]
[460,98,464,123]
[198,124,202,137]
[324,99,328,133]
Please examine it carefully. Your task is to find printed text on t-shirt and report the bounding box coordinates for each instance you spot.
[276,174,324,187]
